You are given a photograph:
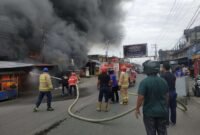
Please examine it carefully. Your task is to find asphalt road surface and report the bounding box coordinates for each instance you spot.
[46,74,200,135]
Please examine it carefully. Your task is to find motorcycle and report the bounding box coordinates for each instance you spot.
[193,79,200,97]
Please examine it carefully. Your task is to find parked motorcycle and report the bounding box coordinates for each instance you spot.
[193,78,200,97]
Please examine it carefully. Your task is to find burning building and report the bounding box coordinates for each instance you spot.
[0,0,126,71]
[0,61,56,101]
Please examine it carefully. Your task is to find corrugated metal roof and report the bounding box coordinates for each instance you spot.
[0,61,33,69]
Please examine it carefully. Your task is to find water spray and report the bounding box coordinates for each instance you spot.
[29,72,62,80]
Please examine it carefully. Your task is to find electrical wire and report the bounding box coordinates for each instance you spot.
[156,0,200,49]
[170,4,200,50]
[155,0,178,43]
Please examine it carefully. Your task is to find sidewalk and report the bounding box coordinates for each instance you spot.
[0,77,95,135]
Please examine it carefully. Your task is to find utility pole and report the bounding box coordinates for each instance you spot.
[151,44,157,60]
[105,40,109,62]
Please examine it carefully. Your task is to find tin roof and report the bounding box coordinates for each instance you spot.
[0,61,34,69]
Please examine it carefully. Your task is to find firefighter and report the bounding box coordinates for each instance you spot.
[33,67,54,112]
[118,66,129,105]
[68,72,78,96]
[97,66,112,112]
[61,74,69,96]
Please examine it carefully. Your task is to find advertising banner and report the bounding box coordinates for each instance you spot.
[123,43,147,58]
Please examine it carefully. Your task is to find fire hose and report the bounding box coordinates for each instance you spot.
[68,85,136,123]
[128,92,188,112]
[68,85,187,123]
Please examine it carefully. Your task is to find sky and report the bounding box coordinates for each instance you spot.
[89,0,200,64]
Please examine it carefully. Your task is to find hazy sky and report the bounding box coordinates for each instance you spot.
[89,0,200,64]
[122,0,200,52]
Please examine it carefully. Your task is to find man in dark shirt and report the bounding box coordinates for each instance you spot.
[97,66,112,112]
[161,63,177,125]
[136,60,169,135]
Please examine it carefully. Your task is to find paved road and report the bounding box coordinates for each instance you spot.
[46,75,200,135]
[1,74,200,135]
[0,77,99,135]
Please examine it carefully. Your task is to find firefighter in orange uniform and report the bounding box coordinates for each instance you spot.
[68,72,78,96]
[118,66,129,105]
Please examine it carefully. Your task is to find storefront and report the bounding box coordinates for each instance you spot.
[0,73,19,100]
[84,60,101,76]
[0,62,33,101]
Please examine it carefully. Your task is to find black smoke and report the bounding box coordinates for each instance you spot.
[0,0,126,70]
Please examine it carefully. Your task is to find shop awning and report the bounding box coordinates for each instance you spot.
[0,61,33,69]
[89,59,101,65]
[192,53,200,60]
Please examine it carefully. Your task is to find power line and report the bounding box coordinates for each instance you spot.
[159,1,200,49]
[171,4,200,50]
[156,0,192,44]
[162,3,194,46]
[186,5,200,29]
[155,0,178,43]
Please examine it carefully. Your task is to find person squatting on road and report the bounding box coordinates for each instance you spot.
[109,69,119,103]
[161,63,177,126]
[61,75,69,96]
[68,72,78,96]
[118,66,129,105]
[97,66,112,112]
[135,61,169,135]
[33,67,54,112]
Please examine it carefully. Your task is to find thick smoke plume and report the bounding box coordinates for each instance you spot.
[0,0,126,70]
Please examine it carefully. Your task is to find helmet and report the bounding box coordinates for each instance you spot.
[72,72,76,76]
[121,66,127,72]
[43,67,48,72]
[101,66,107,73]
[143,60,160,75]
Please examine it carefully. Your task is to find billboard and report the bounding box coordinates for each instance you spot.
[123,43,147,58]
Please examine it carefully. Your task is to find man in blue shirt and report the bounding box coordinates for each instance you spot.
[109,69,119,103]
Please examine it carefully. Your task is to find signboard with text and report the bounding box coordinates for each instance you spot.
[123,43,147,58]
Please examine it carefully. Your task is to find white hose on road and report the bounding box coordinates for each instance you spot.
[67,85,136,123]
[68,86,187,123]
[129,92,187,112]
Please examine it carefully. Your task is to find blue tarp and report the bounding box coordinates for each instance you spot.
[0,90,17,101]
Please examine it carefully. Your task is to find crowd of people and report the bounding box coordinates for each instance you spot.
[96,66,134,112]
[33,61,185,135]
